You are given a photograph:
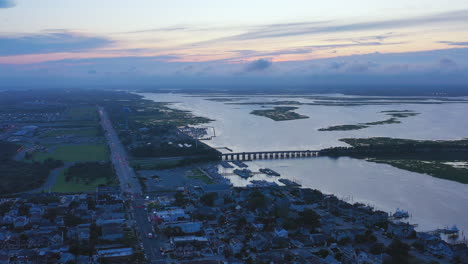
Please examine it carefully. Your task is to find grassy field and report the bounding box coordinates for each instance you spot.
[131,158,184,170]
[65,105,99,120]
[34,144,109,162]
[51,168,110,192]
[40,127,100,138]
[368,158,468,184]
[188,168,213,184]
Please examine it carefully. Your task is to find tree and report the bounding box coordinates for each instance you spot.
[299,209,320,228]
[370,242,385,255]
[200,193,217,206]
[174,192,187,206]
[384,239,411,264]
[247,191,267,210]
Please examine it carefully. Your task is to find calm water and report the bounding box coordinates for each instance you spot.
[141,93,468,236]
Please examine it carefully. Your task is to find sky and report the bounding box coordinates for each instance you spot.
[1,0,468,89]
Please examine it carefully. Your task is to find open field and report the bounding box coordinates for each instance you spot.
[40,127,101,138]
[51,168,110,192]
[187,168,213,184]
[64,105,99,120]
[33,144,109,162]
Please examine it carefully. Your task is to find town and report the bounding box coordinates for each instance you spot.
[0,89,467,264]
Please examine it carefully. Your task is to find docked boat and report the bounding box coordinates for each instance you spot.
[278,178,301,187]
[234,169,253,178]
[259,168,281,176]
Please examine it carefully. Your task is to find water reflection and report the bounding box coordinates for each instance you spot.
[141,93,468,236]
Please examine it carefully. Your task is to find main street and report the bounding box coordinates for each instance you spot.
[99,107,164,263]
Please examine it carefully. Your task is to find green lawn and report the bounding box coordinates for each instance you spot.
[34,144,109,162]
[188,169,213,184]
[131,158,183,170]
[65,105,99,120]
[51,168,110,193]
[41,127,100,138]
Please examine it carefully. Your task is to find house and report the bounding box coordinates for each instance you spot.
[154,208,189,223]
[248,233,270,251]
[309,233,327,247]
[13,216,29,228]
[100,222,124,241]
[450,243,468,263]
[387,222,415,238]
[426,240,454,259]
[77,224,91,243]
[274,228,288,238]
[229,238,243,254]
[165,221,202,234]
[97,247,133,262]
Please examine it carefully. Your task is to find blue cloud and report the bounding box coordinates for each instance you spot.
[0,32,113,56]
[245,58,272,72]
[214,10,468,41]
[438,41,468,46]
[0,0,15,8]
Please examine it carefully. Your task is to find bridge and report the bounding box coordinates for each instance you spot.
[221,150,321,161]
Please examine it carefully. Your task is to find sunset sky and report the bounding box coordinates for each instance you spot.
[1,0,468,87]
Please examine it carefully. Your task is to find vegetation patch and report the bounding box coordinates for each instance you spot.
[187,168,213,184]
[64,105,99,120]
[318,110,419,131]
[33,144,109,162]
[319,124,368,131]
[40,127,102,138]
[0,157,63,194]
[250,107,309,121]
[324,137,468,184]
[368,158,468,184]
[52,162,116,192]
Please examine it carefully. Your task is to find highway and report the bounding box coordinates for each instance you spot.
[99,107,142,195]
[99,107,165,263]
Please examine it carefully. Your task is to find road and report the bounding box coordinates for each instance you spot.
[132,199,165,263]
[99,107,165,263]
[98,107,142,195]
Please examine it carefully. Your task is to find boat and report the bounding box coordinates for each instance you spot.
[232,160,248,168]
[259,168,281,176]
[234,169,253,178]
[247,180,279,188]
[278,178,301,187]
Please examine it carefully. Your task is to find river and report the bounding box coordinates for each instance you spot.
[141,92,468,238]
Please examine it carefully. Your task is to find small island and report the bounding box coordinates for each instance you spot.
[318,110,419,131]
[250,107,309,121]
[381,110,420,118]
[318,124,369,131]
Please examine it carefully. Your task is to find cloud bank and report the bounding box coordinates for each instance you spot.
[0,0,15,8]
[0,32,113,56]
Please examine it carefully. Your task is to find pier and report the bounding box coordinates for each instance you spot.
[221,150,321,161]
